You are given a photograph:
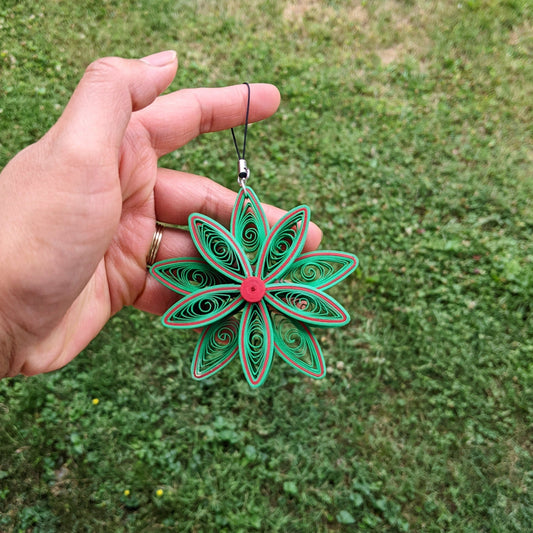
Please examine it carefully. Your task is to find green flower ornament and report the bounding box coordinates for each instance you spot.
[150,187,358,388]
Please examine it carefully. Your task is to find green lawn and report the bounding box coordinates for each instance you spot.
[1,0,532,531]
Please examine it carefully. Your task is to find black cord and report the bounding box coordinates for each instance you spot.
[231,82,250,161]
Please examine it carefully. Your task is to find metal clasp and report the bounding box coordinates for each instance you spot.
[237,158,250,189]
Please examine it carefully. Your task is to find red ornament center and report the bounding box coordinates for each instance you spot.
[240,276,266,303]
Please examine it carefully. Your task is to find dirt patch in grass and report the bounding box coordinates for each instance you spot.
[283,0,434,65]
[377,44,403,65]
[370,0,436,64]
[283,0,369,24]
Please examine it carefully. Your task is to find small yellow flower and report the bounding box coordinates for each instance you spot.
[156,489,164,497]
[92,398,99,405]
[123,489,130,496]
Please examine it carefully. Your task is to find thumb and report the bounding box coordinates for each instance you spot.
[50,51,178,162]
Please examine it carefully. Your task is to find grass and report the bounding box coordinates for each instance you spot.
[1,0,532,531]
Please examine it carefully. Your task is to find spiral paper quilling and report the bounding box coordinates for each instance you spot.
[150,187,358,388]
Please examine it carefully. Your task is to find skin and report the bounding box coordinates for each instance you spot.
[0,51,322,378]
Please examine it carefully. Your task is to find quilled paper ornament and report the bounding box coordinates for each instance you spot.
[150,84,358,387]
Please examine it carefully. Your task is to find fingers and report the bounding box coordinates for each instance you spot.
[153,168,323,250]
[134,83,281,156]
[152,226,199,262]
[154,168,237,226]
[136,276,183,316]
[51,52,178,162]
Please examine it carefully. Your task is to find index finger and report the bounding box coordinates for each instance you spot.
[134,83,281,156]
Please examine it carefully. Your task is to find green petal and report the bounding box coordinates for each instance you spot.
[239,301,274,388]
[281,251,359,290]
[191,317,239,380]
[265,283,350,327]
[230,187,269,265]
[189,214,252,282]
[256,205,310,282]
[271,312,326,379]
[162,285,243,329]
[150,257,228,295]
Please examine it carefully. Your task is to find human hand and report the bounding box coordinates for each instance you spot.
[0,51,322,378]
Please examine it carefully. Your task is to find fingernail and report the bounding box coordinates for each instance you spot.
[140,50,177,67]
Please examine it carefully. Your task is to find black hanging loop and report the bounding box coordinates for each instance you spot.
[231,82,251,190]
